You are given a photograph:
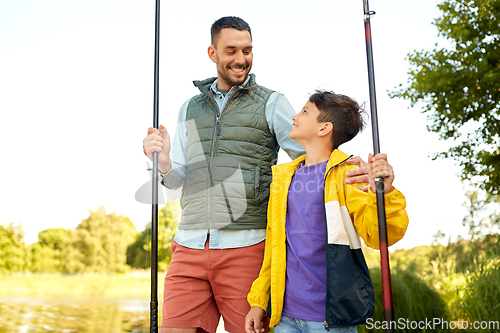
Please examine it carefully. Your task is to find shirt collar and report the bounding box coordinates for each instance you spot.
[210,76,251,95]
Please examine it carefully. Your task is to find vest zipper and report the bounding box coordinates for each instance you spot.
[207,89,240,232]
[209,116,221,179]
[208,115,221,231]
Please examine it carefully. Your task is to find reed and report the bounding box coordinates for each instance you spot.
[458,259,500,325]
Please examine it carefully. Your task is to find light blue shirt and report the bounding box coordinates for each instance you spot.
[160,77,304,249]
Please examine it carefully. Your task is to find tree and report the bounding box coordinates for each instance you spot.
[38,228,68,250]
[390,0,500,195]
[62,207,138,273]
[462,188,500,240]
[28,243,62,273]
[61,229,86,274]
[28,228,69,273]
[0,222,26,273]
[127,200,180,271]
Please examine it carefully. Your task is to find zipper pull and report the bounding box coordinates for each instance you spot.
[323,321,329,331]
[216,118,221,135]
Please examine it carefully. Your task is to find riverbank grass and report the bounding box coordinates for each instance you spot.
[0,270,164,299]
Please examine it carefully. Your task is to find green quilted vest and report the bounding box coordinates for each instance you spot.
[179,74,279,230]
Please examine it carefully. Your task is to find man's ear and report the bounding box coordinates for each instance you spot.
[318,122,333,137]
[208,45,217,64]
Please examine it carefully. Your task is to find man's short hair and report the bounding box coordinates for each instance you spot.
[211,16,252,46]
[309,90,367,148]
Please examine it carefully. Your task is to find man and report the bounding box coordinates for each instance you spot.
[143,16,369,333]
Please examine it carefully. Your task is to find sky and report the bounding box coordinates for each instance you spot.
[0,0,469,249]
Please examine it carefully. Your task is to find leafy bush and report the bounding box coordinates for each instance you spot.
[127,200,180,271]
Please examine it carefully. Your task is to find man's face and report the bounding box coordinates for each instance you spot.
[208,28,253,90]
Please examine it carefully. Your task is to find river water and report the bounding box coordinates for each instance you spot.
[0,298,228,333]
[0,297,151,332]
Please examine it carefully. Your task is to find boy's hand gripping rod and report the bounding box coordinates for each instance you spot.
[150,0,160,332]
[363,1,395,331]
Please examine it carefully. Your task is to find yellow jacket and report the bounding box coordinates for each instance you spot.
[247,149,409,328]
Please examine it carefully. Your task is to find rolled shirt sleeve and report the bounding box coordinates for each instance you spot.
[160,98,190,190]
[265,92,305,160]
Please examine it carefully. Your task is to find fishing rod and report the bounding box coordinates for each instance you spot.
[362,1,394,331]
[150,0,160,332]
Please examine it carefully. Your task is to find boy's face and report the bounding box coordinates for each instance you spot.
[290,101,324,143]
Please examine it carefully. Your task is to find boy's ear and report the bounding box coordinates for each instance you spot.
[318,122,333,138]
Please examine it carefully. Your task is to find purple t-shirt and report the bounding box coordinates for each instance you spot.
[282,160,328,322]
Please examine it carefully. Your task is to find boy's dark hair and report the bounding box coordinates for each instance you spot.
[211,16,252,46]
[309,90,366,149]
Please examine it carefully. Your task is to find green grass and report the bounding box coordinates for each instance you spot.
[0,269,165,299]
[458,259,500,323]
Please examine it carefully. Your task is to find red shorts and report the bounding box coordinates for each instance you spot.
[161,239,268,333]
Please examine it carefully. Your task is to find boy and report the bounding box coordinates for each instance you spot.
[244,91,409,333]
